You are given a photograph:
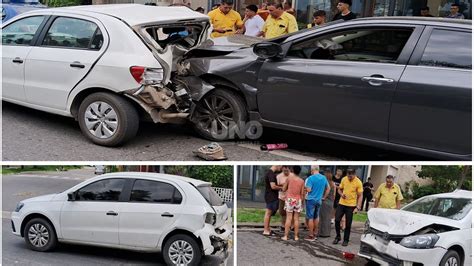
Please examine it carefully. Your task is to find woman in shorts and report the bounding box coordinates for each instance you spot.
[281,166,305,241]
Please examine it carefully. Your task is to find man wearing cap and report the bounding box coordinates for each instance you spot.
[259,2,298,39]
[242,4,265,37]
[208,0,244,38]
[333,168,362,246]
[333,0,357,21]
[374,175,403,209]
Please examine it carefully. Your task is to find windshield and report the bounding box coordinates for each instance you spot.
[402,196,472,220]
[197,185,224,206]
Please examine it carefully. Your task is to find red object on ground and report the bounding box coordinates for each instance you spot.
[343,252,355,260]
[260,143,289,151]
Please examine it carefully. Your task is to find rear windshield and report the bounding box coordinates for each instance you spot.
[144,24,204,50]
[402,197,472,220]
[197,185,224,206]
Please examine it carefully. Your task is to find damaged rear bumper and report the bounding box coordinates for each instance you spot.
[195,222,232,257]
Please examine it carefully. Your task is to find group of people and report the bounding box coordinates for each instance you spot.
[421,3,466,19]
[263,166,404,246]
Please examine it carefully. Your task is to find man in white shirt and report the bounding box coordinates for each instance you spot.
[242,4,265,37]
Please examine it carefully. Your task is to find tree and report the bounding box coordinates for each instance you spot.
[417,165,472,192]
[46,0,81,7]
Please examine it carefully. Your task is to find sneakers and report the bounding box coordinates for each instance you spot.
[304,235,316,242]
[342,240,349,246]
[332,237,341,244]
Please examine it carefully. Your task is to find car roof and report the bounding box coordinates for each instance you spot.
[49,4,209,26]
[424,189,472,199]
[351,16,472,27]
[98,172,212,187]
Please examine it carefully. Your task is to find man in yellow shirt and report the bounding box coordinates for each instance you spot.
[259,2,298,39]
[374,175,403,209]
[208,0,243,38]
[334,169,362,246]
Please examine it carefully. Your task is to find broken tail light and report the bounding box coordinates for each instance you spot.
[129,66,164,85]
[205,212,216,225]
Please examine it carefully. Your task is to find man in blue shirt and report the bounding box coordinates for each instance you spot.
[304,165,330,241]
[446,3,465,19]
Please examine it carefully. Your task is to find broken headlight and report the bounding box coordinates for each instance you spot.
[364,220,370,234]
[400,234,439,249]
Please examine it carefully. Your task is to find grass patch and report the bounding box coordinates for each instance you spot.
[2,166,83,175]
[353,212,368,223]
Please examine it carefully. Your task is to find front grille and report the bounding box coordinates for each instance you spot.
[11,220,16,232]
[360,242,403,266]
[369,227,405,243]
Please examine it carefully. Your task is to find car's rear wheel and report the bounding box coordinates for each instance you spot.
[440,250,461,266]
[23,218,57,252]
[163,234,202,266]
[78,92,139,146]
[192,89,247,141]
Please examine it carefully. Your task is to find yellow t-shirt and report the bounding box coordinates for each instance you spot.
[208,8,243,38]
[374,183,404,209]
[338,176,363,207]
[263,11,298,39]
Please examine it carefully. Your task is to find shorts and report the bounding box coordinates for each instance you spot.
[278,199,287,216]
[306,199,322,220]
[266,200,279,216]
[284,197,302,213]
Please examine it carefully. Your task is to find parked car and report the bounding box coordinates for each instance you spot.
[11,172,231,265]
[94,165,105,175]
[359,190,472,266]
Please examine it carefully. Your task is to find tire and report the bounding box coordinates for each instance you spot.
[439,250,461,266]
[163,234,202,266]
[78,92,139,146]
[192,89,248,141]
[23,218,57,252]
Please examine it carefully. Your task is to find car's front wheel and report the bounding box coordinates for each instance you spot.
[78,92,139,146]
[23,218,57,252]
[192,89,247,141]
[440,250,461,266]
[163,234,202,266]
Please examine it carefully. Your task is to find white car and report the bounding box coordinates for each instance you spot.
[2,4,221,146]
[11,172,232,265]
[359,190,472,266]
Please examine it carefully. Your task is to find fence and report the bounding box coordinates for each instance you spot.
[213,187,233,204]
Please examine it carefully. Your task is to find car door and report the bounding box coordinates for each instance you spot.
[2,15,47,102]
[60,178,126,245]
[118,179,182,248]
[24,14,107,110]
[389,27,471,156]
[256,24,423,141]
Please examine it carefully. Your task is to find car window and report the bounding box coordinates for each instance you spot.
[130,179,182,204]
[76,178,125,201]
[42,17,103,50]
[144,24,203,50]
[402,197,472,220]
[287,28,413,64]
[197,185,224,206]
[2,16,45,46]
[419,29,471,70]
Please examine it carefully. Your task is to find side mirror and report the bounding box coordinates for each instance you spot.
[67,192,76,201]
[253,42,283,59]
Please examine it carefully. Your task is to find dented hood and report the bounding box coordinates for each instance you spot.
[367,208,462,235]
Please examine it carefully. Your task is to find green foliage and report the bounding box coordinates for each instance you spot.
[189,165,233,188]
[47,0,81,7]
[2,165,82,174]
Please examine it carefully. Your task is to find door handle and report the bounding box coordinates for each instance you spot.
[70,61,85,68]
[361,76,394,86]
[106,211,118,216]
[12,57,23,64]
[161,212,174,218]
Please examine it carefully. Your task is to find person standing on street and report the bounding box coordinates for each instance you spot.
[446,3,465,19]
[277,166,290,231]
[374,175,404,209]
[208,0,244,38]
[307,10,326,28]
[332,0,357,21]
[318,169,336,238]
[281,166,305,241]
[333,168,362,246]
[283,0,295,16]
[259,2,298,39]
[304,165,330,241]
[362,177,374,212]
[242,4,265,37]
[420,6,434,17]
[263,165,283,236]
[332,169,343,225]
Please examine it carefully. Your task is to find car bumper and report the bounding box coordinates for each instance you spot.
[195,222,232,256]
[358,233,446,266]
[11,212,22,236]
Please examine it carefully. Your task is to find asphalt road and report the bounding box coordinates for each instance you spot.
[2,172,233,265]
[3,102,433,161]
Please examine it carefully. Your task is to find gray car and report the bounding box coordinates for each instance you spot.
[181,17,471,160]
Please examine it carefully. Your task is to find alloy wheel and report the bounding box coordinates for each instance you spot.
[84,101,118,139]
[28,223,49,248]
[445,257,458,266]
[168,239,194,265]
[194,95,235,134]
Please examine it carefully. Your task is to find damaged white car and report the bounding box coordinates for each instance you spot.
[359,190,472,266]
[2,4,241,146]
[10,172,232,265]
